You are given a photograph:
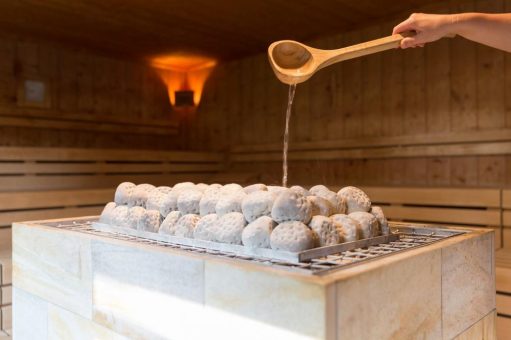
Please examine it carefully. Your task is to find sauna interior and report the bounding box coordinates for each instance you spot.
[0,0,510,339]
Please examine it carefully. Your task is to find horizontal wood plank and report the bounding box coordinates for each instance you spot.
[383,205,500,226]
[231,141,511,162]
[0,147,224,162]
[0,162,223,175]
[360,187,501,208]
[0,173,218,191]
[0,189,113,210]
[0,206,103,227]
[504,211,511,228]
[232,128,511,153]
[0,252,11,286]
[0,115,178,136]
[0,229,10,249]
[0,286,11,306]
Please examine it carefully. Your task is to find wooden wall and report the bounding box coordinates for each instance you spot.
[189,0,511,187]
[0,32,179,149]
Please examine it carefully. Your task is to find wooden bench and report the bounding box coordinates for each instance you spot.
[0,145,233,335]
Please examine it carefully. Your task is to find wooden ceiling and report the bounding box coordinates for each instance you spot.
[0,0,441,61]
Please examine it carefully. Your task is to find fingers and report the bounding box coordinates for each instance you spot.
[400,36,421,49]
[392,17,416,35]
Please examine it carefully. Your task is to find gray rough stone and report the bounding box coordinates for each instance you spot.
[114,182,136,205]
[99,202,116,224]
[193,213,219,241]
[243,183,267,194]
[242,216,276,249]
[241,191,275,223]
[371,206,389,235]
[216,212,246,245]
[174,214,200,238]
[271,190,312,224]
[159,211,182,235]
[138,209,161,233]
[337,186,371,213]
[331,214,360,242]
[309,215,340,246]
[349,211,380,238]
[177,189,203,215]
[126,206,146,229]
[270,221,315,252]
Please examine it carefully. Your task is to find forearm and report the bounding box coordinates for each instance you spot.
[451,13,511,52]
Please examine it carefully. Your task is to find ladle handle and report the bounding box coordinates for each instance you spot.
[322,31,415,68]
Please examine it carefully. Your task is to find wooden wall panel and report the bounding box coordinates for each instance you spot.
[189,0,511,188]
[0,32,179,150]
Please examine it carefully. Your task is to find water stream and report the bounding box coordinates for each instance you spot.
[282,83,297,187]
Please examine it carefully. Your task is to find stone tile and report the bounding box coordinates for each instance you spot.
[92,240,205,339]
[48,303,127,340]
[336,249,442,340]
[12,224,92,318]
[204,261,330,340]
[13,288,48,340]
[442,233,495,339]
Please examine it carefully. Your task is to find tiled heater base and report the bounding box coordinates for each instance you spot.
[12,217,495,339]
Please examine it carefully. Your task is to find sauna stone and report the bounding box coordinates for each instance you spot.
[289,185,310,197]
[307,196,334,217]
[128,184,155,208]
[241,216,276,249]
[114,182,135,205]
[371,206,389,235]
[219,183,244,194]
[145,189,165,211]
[271,190,312,224]
[270,221,315,252]
[310,186,345,214]
[331,214,360,242]
[241,191,275,223]
[216,212,246,245]
[204,183,222,194]
[173,182,196,191]
[338,186,371,213]
[177,189,203,215]
[267,185,287,195]
[138,209,161,233]
[111,205,129,227]
[243,183,267,194]
[99,202,116,224]
[174,214,200,238]
[215,191,246,216]
[349,211,380,238]
[193,213,219,241]
[126,206,146,229]
[156,186,172,194]
[159,211,182,235]
[160,191,179,218]
[199,189,221,216]
[195,183,209,192]
[309,215,339,246]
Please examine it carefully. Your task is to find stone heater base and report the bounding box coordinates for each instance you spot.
[12,217,495,339]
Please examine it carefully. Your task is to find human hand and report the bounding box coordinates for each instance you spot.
[393,13,456,48]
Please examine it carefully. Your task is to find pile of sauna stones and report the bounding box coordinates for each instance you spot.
[99,182,389,252]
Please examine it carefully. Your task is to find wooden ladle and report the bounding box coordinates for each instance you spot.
[268,32,444,84]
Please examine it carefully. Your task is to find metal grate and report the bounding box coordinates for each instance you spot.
[39,217,467,275]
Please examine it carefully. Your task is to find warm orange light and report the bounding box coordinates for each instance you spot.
[150,53,217,106]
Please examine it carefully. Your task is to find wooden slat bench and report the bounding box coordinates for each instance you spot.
[497,190,511,338]
[0,146,230,334]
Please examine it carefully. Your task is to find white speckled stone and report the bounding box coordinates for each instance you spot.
[159,211,182,235]
[219,183,244,194]
[307,196,334,217]
[331,214,360,242]
[195,183,209,192]
[177,189,203,215]
[289,185,310,197]
[99,202,116,224]
[215,192,246,216]
[337,186,371,213]
[349,211,379,238]
[371,206,389,235]
[157,186,172,194]
[111,205,129,228]
[270,221,315,252]
[199,189,221,216]
[114,182,135,205]
[216,212,246,245]
[242,216,276,249]
[241,191,275,223]
[173,182,196,191]
[126,206,146,229]
[244,183,267,194]
[309,216,339,246]
[174,214,200,238]
[159,191,179,218]
[267,185,287,195]
[193,214,219,241]
[138,210,161,233]
[271,190,312,224]
[145,189,166,211]
[128,184,155,208]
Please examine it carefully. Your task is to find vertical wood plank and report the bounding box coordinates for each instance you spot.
[402,44,426,135]
[342,30,363,138]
